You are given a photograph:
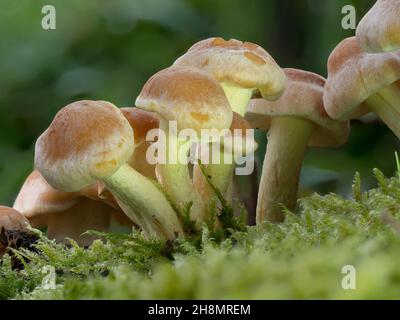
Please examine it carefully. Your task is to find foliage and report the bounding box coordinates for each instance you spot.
[1,169,400,299]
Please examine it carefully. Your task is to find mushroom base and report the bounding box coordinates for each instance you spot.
[157,118,204,227]
[103,164,184,240]
[257,117,314,224]
[42,198,112,246]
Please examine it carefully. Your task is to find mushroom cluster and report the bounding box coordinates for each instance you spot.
[1,1,399,246]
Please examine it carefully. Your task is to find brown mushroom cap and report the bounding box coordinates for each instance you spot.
[135,66,233,135]
[356,0,400,53]
[13,170,132,228]
[35,100,134,192]
[245,68,349,147]
[0,206,29,231]
[323,37,400,120]
[173,37,286,100]
[120,108,159,146]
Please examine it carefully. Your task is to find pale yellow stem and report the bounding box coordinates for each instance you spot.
[257,117,314,224]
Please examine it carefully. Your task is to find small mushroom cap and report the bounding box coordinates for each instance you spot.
[13,170,79,220]
[120,107,159,180]
[323,37,400,120]
[14,170,132,227]
[356,0,400,53]
[173,37,286,100]
[0,206,29,231]
[120,108,159,146]
[245,68,349,147]
[136,67,233,135]
[35,100,134,192]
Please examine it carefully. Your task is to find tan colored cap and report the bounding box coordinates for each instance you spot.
[356,0,400,53]
[0,206,29,231]
[173,37,286,100]
[323,37,400,120]
[120,108,159,146]
[136,67,233,134]
[246,68,349,147]
[14,170,132,228]
[120,108,158,180]
[35,100,134,192]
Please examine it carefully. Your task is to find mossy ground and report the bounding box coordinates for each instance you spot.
[2,169,400,299]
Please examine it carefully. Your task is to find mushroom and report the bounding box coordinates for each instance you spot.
[245,68,349,223]
[193,112,257,209]
[135,67,233,225]
[356,0,400,53]
[0,206,29,233]
[13,170,129,246]
[173,37,286,116]
[323,37,400,138]
[0,206,30,257]
[35,100,183,240]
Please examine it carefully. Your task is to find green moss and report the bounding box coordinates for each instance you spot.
[2,169,400,299]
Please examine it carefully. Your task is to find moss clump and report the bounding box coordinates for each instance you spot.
[2,169,400,299]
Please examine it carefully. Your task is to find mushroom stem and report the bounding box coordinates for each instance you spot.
[103,164,184,240]
[377,82,400,115]
[365,93,400,139]
[157,117,204,225]
[45,198,111,246]
[257,117,314,224]
[193,150,235,216]
[221,82,253,116]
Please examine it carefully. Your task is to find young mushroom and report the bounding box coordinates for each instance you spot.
[173,37,286,116]
[0,206,31,257]
[245,68,349,223]
[13,170,129,246]
[356,0,400,53]
[323,37,400,138]
[135,66,233,225]
[35,100,183,240]
[0,206,30,233]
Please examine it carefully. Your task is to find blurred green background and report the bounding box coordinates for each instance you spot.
[0,0,397,209]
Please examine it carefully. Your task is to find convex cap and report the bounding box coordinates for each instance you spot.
[356,0,400,53]
[0,206,29,231]
[136,67,233,135]
[323,37,400,120]
[35,100,134,191]
[174,37,286,100]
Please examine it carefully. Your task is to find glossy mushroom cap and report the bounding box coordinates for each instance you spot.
[356,0,400,53]
[323,37,400,120]
[35,100,134,192]
[135,67,233,135]
[0,206,29,231]
[246,68,349,147]
[173,37,286,100]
